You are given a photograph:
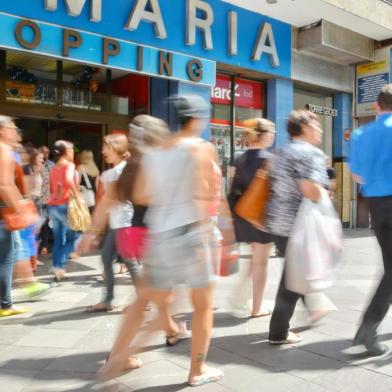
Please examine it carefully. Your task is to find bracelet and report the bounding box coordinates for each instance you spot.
[87,228,105,236]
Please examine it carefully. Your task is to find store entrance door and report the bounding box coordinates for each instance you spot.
[17,118,104,167]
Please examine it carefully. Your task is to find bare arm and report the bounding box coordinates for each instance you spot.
[0,143,23,209]
[300,179,321,201]
[88,181,118,233]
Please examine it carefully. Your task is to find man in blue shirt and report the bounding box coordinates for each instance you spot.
[350,84,392,356]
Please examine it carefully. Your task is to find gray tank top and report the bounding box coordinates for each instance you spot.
[144,138,204,233]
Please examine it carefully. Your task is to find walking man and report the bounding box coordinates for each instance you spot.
[350,84,392,356]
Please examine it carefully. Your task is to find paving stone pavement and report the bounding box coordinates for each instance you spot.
[1,229,392,392]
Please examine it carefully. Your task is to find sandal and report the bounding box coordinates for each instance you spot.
[124,356,143,370]
[106,352,142,370]
[166,328,191,347]
[188,367,224,387]
[99,354,142,382]
[86,303,116,313]
[250,308,271,318]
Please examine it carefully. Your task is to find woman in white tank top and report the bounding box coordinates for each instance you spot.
[100,96,224,387]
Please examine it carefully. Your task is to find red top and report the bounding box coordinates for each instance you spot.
[48,163,77,206]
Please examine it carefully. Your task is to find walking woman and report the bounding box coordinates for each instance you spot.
[48,140,78,282]
[77,150,100,213]
[86,134,140,312]
[0,116,29,316]
[266,110,329,344]
[97,96,223,387]
[23,148,45,272]
[228,118,275,317]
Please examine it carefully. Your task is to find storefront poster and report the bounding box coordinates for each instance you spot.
[0,0,291,79]
[356,48,391,117]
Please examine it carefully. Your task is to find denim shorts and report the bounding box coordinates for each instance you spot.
[143,222,214,290]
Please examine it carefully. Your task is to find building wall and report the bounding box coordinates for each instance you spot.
[321,0,392,31]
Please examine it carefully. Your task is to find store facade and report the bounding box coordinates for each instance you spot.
[0,0,365,225]
[0,1,291,158]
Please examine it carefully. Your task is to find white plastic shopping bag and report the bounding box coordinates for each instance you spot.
[285,189,343,295]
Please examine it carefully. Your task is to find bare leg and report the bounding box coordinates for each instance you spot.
[100,289,179,381]
[188,284,215,379]
[251,242,272,316]
[13,260,35,284]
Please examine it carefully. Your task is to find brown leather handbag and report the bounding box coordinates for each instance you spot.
[234,166,270,227]
[1,199,39,231]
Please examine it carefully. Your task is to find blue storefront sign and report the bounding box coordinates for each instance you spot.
[0,13,216,86]
[0,0,291,83]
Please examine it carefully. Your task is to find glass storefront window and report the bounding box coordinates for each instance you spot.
[234,78,264,158]
[4,50,149,116]
[210,74,265,189]
[6,51,57,105]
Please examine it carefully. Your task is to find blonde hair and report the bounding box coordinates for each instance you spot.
[79,150,100,177]
[117,115,169,202]
[243,118,275,144]
[129,114,169,149]
[103,133,130,160]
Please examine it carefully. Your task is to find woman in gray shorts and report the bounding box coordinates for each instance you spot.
[99,96,224,388]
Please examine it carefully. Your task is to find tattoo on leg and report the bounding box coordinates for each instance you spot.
[196,353,206,363]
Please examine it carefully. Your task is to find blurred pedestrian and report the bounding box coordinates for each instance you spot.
[228,118,275,317]
[48,140,78,282]
[39,145,54,256]
[98,96,224,387]
[266,110,329,344]
[77,150,100,214]
[0,116,28,316]
[23,148,45,272]
[349,84,392,356]
[84,134,140,312]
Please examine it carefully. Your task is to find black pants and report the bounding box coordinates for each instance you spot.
[39,205,52,251]
[101,229,142,305]
[269,235,304,341]
[358,197,392,334]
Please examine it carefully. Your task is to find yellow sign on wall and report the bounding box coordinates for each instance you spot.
[357,61,388,76]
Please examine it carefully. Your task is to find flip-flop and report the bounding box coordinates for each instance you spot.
[188,367,224,387]
[99,355,142,382]
[166,328,191,347]
[250,309,271,318]
[124,356,143,370]
[106,353,143,370]
[86,303,115,313]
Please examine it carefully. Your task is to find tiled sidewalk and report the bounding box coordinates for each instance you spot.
[1,231,392,392]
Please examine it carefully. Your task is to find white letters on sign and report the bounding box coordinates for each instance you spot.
[125,0,167,39]
[43,0,282,69]
[45,0,102,22]
[186,0,214,50]
[252,23,280,67]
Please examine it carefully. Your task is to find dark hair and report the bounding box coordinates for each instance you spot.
[52,140,73,162]
[378,84,392,111]
[287,110,319,138]
[117,148,142,203]
[26,147,41,167]
[179,116,193,128]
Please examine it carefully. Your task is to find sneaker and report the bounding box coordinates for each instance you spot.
[0,306,28,317]
[23,282,51,299]
[269,331,303,345]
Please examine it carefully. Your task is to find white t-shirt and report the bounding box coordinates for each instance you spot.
[100,161,134,230]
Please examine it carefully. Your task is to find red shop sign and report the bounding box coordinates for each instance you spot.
[211,75,263,109]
